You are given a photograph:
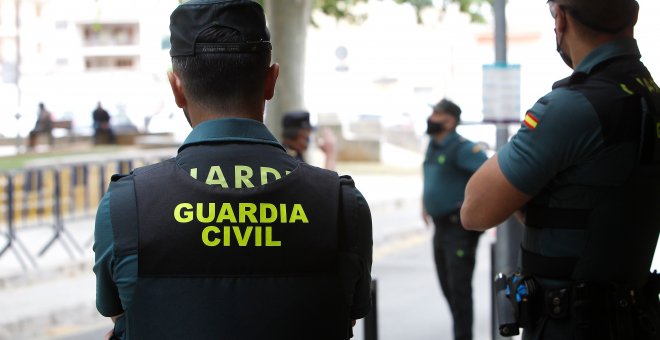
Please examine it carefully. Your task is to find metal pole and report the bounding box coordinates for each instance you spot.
[364,278,379,340]
[491,1,524,339]
[494,0,507,66]
[15,0,22,154]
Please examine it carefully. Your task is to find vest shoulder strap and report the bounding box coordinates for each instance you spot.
[338,175,358,253]
[109,173,138,258]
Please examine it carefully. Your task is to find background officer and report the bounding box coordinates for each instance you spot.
[461,0,660,339]
[93,1,373,339]
[282,110,337,170]
[422,98,487,340]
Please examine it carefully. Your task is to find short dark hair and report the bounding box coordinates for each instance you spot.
[171,26,271,110]
[556,0,637,34]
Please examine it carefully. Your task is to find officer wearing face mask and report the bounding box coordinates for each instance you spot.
[421,98,487,340]
[461,0,660,339]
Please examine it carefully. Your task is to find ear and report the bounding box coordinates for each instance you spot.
[630,1,639,27]
[555,5,567,34]
[168,70,187,109]
[264,63,280,101]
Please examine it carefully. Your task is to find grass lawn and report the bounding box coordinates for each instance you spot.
[0,145,124,171]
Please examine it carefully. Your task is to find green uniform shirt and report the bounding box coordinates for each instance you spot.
[423,131,487,218]
[498,38,643,260]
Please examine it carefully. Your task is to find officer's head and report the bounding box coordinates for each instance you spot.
[548,0,639,68]
[168,0,279,126]
[427,99,461,136]
[282,111,313,152]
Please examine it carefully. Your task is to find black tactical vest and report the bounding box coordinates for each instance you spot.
[522,57,660,288]
[115,159,350,339]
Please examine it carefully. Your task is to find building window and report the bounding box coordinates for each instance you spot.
[82,23,139,47]
[85,56,138,70]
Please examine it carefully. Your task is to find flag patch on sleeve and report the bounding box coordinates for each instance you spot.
[523,112,539,130]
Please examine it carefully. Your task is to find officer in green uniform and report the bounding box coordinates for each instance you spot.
[461,0,660,339]
[282,110,337,170]
[92,1,373,339]
[422,98,487,340]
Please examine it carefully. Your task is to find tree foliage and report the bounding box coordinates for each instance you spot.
[253,0,492,24]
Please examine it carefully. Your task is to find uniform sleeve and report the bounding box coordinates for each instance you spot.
[456,142,488,174]
[497,89,603,196]
[350,187,373,319]
[92,191,124,317]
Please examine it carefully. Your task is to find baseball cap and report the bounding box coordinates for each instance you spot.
[548,0,638,34]
[169,0,271,57]
[282,111,313,130]
[431,99,462,120]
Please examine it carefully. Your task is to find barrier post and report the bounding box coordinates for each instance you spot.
[0,173,37,269]
[364,278,379,340]
[38,168,82,258]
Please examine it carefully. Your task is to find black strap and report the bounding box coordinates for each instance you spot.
[109,173,139,258]
[525,206,592,230]
[521,246,578,280]
[339,175,358,255]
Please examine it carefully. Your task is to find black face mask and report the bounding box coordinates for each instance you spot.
[554,28,573,69]
[426,120,445,135]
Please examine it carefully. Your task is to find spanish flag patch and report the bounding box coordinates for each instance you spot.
[523,112,539,130]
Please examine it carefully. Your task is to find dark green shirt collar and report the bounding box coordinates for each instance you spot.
[575,38,641,75]
[179,118,285,153]
[433,130,459,148]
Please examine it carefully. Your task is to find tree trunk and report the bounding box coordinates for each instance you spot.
[264,0,312,142]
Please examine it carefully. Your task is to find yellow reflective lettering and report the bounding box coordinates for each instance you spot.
[260,203,277,223]
[216,203,237,223]
[206,166,229,188]
[223,226,231,246]
[255,226,262,246]
[235,165,254,188]
[265,226,281,247]
[202,226,221,246]
[239,203,258,223]
[196,203,215,223]
[289,204,309,223]
[174,203,193,223]
[279,204,287,223]
[190,168,198,180]
[260,167,281,184]
[233,226,253,246]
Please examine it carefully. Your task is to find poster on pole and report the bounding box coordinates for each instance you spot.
[482,64,521,123]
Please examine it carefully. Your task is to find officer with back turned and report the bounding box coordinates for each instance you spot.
[461,0,660,339]
[92,1,373,339]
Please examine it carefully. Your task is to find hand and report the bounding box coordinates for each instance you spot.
[422,208,431,228]
[318,128,337,170]
[318,128,337,155]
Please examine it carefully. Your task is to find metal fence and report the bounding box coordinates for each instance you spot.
[0,156,169,269]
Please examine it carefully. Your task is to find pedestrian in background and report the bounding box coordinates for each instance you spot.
[282,110,337,170]
[461,0,660,338]
[92,101,116,144]
[28,102,54,149]
[422,98,487,340]
[93,1,373,339]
